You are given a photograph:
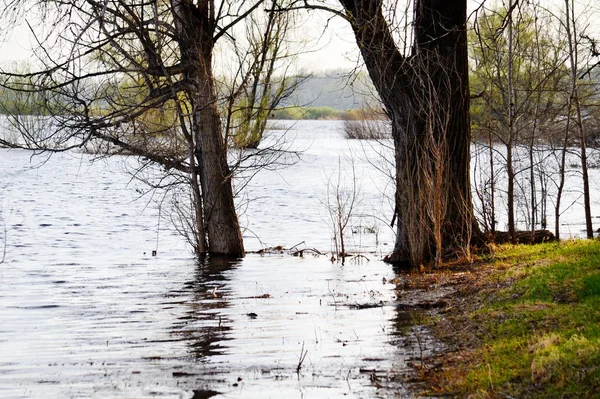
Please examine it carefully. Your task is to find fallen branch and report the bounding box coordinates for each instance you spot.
[492,229,556,245]
[292,248,324,257]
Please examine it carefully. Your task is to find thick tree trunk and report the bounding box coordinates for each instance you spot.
[193,63,245,256]
[172,0,244,257]
[189,141,207,255]
[339,0,478,266]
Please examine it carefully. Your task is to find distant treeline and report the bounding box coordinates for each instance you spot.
[0,69,379,119]
[0,88,375,121]
[270,106,360,120]
[0,87,54,116]
[269,105,343,120]
[270,106,389,120]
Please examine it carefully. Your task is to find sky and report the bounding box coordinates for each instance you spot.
[0,2,362,73]
[0,1,482,73]
[0,0,596,74]
[290,0,598,73]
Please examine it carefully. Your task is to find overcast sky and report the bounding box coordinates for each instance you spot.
[0,0,488,72]
[0,0,596,73]
[293,0,597,73]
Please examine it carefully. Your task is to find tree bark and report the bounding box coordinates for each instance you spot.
[339,0,478,266]
[172,0,244,257]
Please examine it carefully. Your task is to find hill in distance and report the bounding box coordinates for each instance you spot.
[283,70,376,111]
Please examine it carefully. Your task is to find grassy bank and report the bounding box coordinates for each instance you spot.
[417,239,600,398]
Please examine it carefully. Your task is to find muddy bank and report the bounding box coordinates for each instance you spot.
[393,261,508,397]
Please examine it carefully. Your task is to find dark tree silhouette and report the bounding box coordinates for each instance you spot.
[338,0,479,266]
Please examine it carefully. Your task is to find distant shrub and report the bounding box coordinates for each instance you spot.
[342,108,391,140]
[270,106,303,120]
[304,106,344,120]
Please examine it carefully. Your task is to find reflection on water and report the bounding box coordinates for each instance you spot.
[161,256,417,398]
[0,250,417,398]
[171,258,240,361]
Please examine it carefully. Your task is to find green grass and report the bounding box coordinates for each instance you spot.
[448,240,600,398]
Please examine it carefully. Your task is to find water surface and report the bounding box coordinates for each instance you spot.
[1,120,598,398]
[0,142,416,398]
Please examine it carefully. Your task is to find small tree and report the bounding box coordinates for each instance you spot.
[321,156,361,261]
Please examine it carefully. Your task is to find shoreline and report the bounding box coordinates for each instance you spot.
[400,239,600,398]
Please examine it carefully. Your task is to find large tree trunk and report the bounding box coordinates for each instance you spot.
[172,0,245,257]
[339,0,478,266]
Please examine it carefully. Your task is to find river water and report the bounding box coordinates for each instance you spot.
[0,121,418,399]
[0,120,597,398]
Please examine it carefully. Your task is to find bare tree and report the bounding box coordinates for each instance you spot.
[0,1,302,258]
[562,0,594,238]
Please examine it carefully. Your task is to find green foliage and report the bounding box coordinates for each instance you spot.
[457,240,600,398]
[270,106,344,120]
[468,5,567,143]
[0,87,47,116]
[0,62,53,116]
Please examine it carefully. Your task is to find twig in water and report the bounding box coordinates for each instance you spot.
[414,327,426,369]
[327,280,338,310]
[293,248,324,257]
[296,342,308,373]
[350,254,370,263]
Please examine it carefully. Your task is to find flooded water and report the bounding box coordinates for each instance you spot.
[1,253,417,398]
[234,120,397,253]
[0,120,598,398]
[0,123,420,399]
